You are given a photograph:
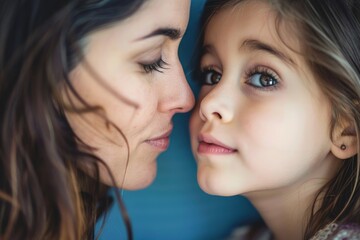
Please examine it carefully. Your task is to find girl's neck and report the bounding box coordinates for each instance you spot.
[248,182,319,240]
[246,155,342,240]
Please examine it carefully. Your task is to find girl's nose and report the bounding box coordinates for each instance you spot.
[199,83,234,123]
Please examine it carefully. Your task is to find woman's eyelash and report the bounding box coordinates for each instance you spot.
[142,58,168,73]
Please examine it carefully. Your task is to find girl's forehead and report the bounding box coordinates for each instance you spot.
[206,1,276,38]
[206,1,303,60]
[203,0,315,86]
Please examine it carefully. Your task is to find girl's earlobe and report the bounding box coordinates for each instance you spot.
[331,125,357,159]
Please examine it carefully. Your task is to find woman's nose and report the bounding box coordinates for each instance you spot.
[158,59,195,114]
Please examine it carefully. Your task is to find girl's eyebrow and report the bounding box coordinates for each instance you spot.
[202,40,295,67]
[240,39,295,66]
[201,44,221,60]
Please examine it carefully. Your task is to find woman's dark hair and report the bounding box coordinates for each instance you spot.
[200,0,360,239]
[0,0,145,239]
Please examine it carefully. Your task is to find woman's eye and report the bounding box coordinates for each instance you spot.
[201,69,222,85]
[141,58,168,73]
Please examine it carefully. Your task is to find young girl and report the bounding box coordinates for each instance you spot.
[0,0,193,239]
[190,0,360,239]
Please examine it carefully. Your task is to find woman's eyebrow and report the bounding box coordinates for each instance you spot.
[136,28,182,41]
[241,39,295,66]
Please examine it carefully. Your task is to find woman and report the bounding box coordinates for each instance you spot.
[0,0,194,239]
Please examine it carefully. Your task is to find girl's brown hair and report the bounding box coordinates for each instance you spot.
[271,0,360,237]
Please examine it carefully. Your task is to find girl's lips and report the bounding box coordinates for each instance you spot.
[198,142,236,154]
[197,134,237,155]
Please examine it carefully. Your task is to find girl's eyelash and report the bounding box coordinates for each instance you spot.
[201,66,217,73]
[245,66,279,80]
[198,65,222,85]
[245,65,281,90]
[142,58,168,73]
[197,64,280,91]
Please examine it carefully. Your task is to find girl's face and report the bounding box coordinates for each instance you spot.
[66,0,194,189]
[190,1,338,197]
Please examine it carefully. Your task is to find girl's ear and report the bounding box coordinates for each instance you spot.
[331,123,357,159]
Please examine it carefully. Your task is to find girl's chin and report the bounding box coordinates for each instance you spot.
[197,170,241,197]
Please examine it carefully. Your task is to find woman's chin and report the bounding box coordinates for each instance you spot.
[122,175,157,190]
[111,165,158,190]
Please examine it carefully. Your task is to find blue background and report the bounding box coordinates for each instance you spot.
[97,1,261,239]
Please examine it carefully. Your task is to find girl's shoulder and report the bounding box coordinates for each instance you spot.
[311,223,360,240]
[226,222,360,240]
[225,223,271,240]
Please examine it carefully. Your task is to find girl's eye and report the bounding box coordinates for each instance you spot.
[245,67,279,90]
[201,68,222,85]
[141,58,168,73]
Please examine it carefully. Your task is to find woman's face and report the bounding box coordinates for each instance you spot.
[190,1,338,197]
[66,0,194,189]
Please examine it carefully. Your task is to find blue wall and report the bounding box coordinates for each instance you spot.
[97,1,261,239]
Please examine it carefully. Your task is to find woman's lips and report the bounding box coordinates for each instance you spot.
[145,128,172,151]
[145,137,170,150]
[197,134,237,155]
